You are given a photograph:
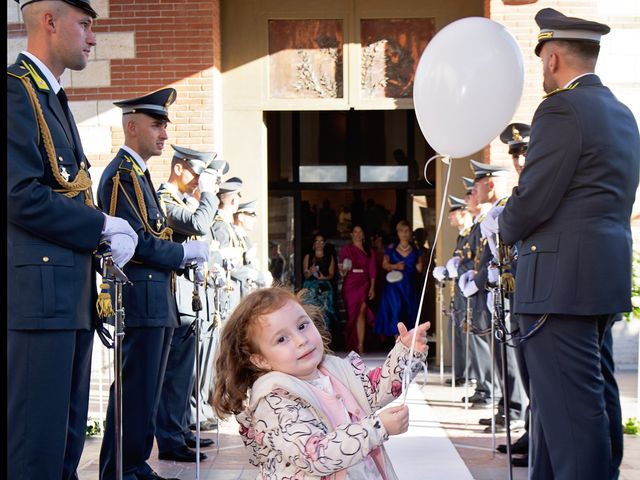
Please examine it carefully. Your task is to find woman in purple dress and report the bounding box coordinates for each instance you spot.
[339,225,377,353]
[375,220,425,337]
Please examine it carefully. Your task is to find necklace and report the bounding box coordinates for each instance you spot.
[398,243,411,251]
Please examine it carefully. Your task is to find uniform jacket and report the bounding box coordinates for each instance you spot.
[158,182,219,325]
[499,74,640,315]
[97,149,184,327]
[8,53,104,330]
[237,342,428,479]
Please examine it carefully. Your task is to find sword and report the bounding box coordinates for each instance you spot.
[96,241,130,480]
[187,263,204,480]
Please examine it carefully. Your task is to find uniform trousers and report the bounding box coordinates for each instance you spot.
[99,327,173,480]
[8,328,94,480]
[156,323,196,452]
[519,313,621,480]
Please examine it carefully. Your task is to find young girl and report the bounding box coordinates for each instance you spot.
[212,287,430,479]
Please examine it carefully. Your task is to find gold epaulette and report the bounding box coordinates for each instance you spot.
[7,63,29,80]
[496,196,509,207]
[543,81,579,99]
[119,155,144,176]
[476,213,486,224]
[460,226,472,237]
[23,61,50,91]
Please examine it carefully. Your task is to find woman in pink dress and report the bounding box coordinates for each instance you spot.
[339,225,377,353]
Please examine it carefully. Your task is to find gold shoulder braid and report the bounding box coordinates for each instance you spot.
[108,164,176,293]
[18,75,94,207]
[543,80,579,99]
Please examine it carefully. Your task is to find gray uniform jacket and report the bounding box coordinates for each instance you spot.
[499,74,640,315]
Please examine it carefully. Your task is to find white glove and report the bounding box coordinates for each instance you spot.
[198,170,219,194]
[101,213,138,246]
[181,240,209,268]
[257,269,273,287]
[219,246,243,262]
[194,265,205,284]
[480,205,504,239]
[446,256,461,279]
[432,265,447,281]
[488,264,499,284]
[108,234,137,267]
[486,290,497,316]
[458,270,479,297]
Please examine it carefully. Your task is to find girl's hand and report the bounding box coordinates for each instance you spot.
[395,262,405,271]
[397,321,430,353]
[368,285,375,300]
[378,404,409,436]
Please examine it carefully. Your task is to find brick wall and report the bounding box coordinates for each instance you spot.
[7,0,221,186]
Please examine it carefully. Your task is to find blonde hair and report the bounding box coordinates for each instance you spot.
[212,287,332,417]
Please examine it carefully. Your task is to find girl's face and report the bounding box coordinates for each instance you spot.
[250,300,324,381]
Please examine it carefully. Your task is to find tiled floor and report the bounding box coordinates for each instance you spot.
[78,356,639,479]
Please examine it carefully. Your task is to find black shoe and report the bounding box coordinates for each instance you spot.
[483,419,525,433]
[158,445,208,462]
[479,416,503,426]
[185,437,215,448]
[497,441,528,455]
[461,392,490,403]
[512,455,529,467]
[445,377,467,386]
[189,420,218,431]
[136,471,180,480]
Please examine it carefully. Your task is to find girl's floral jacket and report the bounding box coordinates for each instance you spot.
[236,341,428,479]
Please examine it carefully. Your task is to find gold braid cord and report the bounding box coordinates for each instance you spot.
[108,170,176,293]
[108,170,173,241]
[20,76,94,207]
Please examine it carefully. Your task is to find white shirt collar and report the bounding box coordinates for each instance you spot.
[22,51,62,94]
[121,145,147,172]
[564,73,593,89]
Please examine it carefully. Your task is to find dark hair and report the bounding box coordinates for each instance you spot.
[351,224,371,257]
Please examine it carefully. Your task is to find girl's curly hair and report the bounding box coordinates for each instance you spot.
[211,287,332,418]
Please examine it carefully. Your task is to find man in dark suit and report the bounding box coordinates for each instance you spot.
[97,89,209,480]
[7,1,138,479]
[492,8,639,479]
[154,146,227,462]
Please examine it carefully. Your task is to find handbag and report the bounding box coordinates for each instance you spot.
[386,270,403,283]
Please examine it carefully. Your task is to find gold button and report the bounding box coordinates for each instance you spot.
[148,274,153,279]
[42,256,49,262]
[80,161,86,169]
[58,156,63,161]
[531,245,537,252]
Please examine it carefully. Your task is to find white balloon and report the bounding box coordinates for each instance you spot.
[413,17,524,159]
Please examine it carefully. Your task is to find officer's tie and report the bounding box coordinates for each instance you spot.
[57,88,73,128]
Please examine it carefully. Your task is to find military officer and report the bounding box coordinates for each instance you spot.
[433,195,473,385]
[493,8,638,479]
[97,89,209,480]
[8,1,138,479]
[154,145,228,462]
[232,199,273,296]
[463,161,527,431]
[188,176,245,431]
[500,122,530,176]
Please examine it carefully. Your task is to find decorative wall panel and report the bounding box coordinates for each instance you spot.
[268,19,343,99]
[360,18,435,98]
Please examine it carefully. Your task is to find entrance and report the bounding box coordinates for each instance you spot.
[266,109,437,353]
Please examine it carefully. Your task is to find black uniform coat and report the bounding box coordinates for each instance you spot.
[97,149,184,479]
[7,54,105,480]
[97,150,184,327]
[500,74,640,315]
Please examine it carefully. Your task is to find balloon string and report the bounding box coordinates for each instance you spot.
[401,155,452,404]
